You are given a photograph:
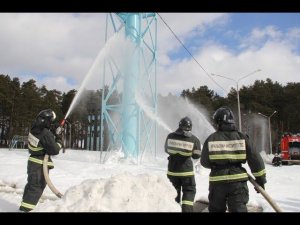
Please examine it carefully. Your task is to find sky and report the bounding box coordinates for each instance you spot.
[0,148,299,212]
[0,13,300,97]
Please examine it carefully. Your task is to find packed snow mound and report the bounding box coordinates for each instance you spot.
[34,172,181,212]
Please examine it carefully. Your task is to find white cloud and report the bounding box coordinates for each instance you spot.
[0,13,228,93]
[39,76,76,92]
[157,13,227,64]
[239,26,282,49]
[158,22,300,96]
[0,13,300,98]
[0,13,106,92]
[287,27,300,39]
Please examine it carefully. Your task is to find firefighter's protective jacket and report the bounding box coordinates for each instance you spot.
[165,129,201,177]
[20,124,63,212]
[27,126,62,168]
[200,124,266,184]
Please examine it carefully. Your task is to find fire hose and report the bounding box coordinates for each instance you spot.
[247,173,283,212]
[42,119,66,198]
[43,154,63,198]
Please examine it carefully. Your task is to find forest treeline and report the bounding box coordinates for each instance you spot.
[181,78,300,134]
[1,74,299,150]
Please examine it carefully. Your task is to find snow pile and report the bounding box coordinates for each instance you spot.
[34,172,181,212]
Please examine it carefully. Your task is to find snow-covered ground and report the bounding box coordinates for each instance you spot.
[0,148,298,212]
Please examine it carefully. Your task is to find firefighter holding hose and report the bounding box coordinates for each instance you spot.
[201,107,267,212]
[19,109,63,212]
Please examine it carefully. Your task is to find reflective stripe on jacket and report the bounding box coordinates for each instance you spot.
[28,129,61,156]
[165,131,201,177]
[29,156,54,167]
[27,128,62,169]
[201,130,266,183]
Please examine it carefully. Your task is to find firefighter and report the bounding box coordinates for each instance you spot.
[19,109,63,212]
[272,153,282,167]
[200,106,266,212]
[165,116,201,212]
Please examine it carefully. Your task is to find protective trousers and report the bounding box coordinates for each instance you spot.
[208,181,249,212]
[19,161,47,212]
[167,175,196,212]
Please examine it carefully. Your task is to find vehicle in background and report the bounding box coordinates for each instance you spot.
[279,133,300,165]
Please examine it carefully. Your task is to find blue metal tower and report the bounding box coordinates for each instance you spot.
[100,13,157,163]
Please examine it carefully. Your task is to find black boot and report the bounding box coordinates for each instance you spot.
[182,204,194,213]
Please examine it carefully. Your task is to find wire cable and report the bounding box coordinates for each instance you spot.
[157,13,227,93]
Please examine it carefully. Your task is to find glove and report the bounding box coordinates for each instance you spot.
[254,178,265,193]
[55,126,64,135]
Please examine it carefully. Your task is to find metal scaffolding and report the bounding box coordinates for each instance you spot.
[100,13,157,164]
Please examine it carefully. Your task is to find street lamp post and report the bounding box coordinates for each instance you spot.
[211,69,261,132]
[258,111,277,154]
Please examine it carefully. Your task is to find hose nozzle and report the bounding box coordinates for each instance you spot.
[60,119,66,127]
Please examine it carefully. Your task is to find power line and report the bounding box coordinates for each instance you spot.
[157,13,227,93]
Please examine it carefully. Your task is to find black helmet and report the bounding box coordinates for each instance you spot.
[179,116,192,131]
[213,107,235,125]
[36,109,56,129]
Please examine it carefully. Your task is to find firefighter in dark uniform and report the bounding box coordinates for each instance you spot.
[272,153,282,167]
[165,116,201,212]
[19,109,63,212]
[201,107,266,212]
